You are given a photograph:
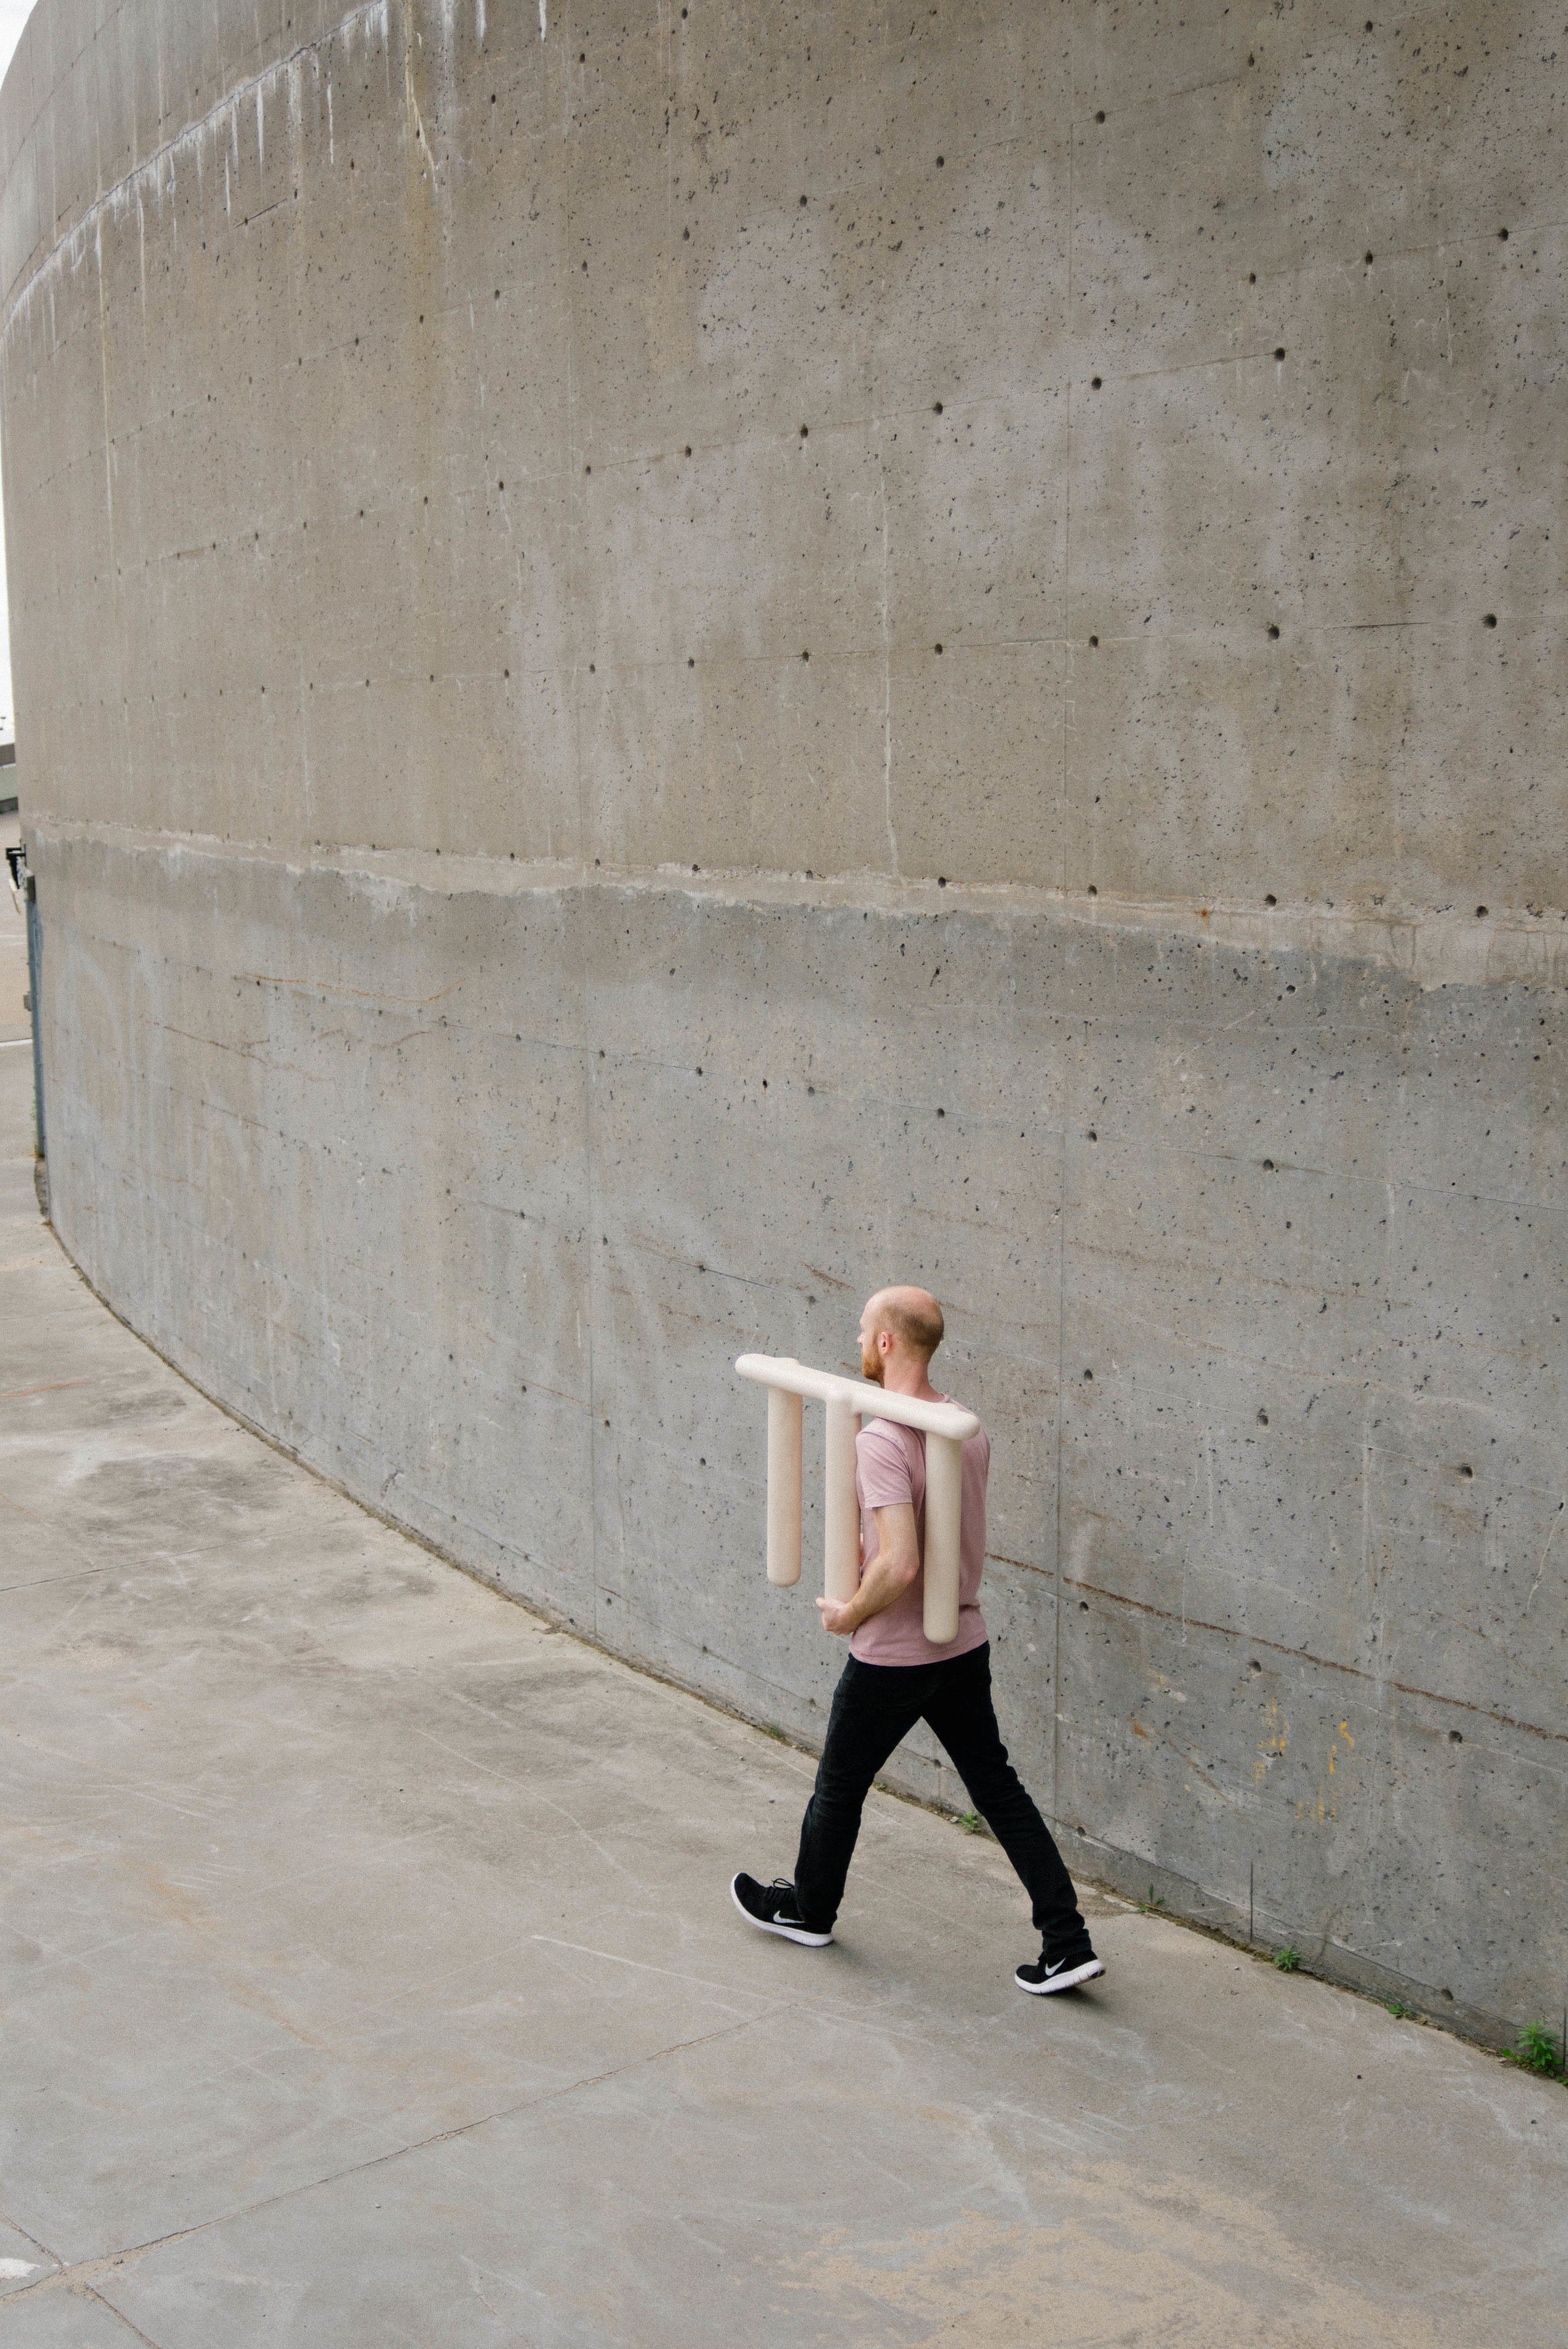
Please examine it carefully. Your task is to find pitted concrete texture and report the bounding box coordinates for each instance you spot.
[1,0,1564,2052]
[3,1049,1566,2348]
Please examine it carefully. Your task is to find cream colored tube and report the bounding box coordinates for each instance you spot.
[735,1355,978,1444]
[923,1431,964,1645]
[766,1387,803,1586]
[824,1394,862,1604]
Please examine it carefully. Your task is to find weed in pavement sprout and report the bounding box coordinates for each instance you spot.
[956,1811,982,1835]
[1506,2021,1565,2078]
[1273,1945,1301,1972]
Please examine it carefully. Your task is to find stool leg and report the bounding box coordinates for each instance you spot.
[923,1431,963,1644]
[824,1397,861,1604]
[766,1387,803,1586]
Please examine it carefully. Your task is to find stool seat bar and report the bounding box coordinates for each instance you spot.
[734,1354,980,1441]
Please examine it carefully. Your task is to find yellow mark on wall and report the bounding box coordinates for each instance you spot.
[1297,1724,1353,1822]
[1255,1695,1287,1786]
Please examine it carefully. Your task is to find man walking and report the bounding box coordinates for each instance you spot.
[731,1286,1104,1995]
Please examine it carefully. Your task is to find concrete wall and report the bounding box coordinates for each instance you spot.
[1,0,1562,2043]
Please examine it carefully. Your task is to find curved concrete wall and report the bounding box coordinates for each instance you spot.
[2,0,1562,2041]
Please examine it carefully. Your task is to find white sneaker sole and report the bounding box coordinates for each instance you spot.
[1016,1955,1105,1995]
[730,1876,832,1946]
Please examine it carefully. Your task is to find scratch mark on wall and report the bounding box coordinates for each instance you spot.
[1072,1573,1568,1746]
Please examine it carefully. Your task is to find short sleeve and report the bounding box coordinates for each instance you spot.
[857,1419,914,1510]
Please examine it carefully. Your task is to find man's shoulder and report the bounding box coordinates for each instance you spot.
[856,1415,918,1496]
[935,1393,988,1444]
[857,1414,916,1460]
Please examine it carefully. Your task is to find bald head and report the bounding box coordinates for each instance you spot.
[859,1286,945,1385]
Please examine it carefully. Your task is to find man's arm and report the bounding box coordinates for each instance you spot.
[816,1503,919,1637]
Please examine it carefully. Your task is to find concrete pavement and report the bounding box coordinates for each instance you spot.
[2,1042,1565,2349]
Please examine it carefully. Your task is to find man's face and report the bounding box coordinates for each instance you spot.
[858,1301,887,1383]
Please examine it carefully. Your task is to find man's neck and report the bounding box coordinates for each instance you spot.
[880,1354,940,1404]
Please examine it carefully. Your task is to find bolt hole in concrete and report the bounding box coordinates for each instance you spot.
[936,154,945,165]
[1088,1128,1098,1141]
[1476,906,1490,918]
[1249,270,1257,282]
[1498,226,1510,239]
[800,423,809,437]
[1088,882,1098,894]
[1461,1464,1475,1478]
[1091,375,1103,388]
[684,444,692,455]
[1263,1159,1276,1170]
[1268,623,1280,637]
[1273,346,1286,359]
[1089,633,1099,646]
[1484,612,1498,626]
[1083,1368,1094,1381]
[935,642,944,654]
[1265,891,1277,905]
[933,400,944,412]
[1096,109,1106,122]
[1250,1658,1263,1673]
[1365,250,1375,263]
[1450,1731,1465,1744]
[1258,1409,1269,1425]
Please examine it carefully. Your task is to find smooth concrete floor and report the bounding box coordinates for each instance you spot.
[2,1049,1565,2349]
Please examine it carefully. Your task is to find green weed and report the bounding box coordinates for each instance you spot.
[956,1811,982,1835]
[763,1724,785,1742]
[1273,1944,1301,1973]
[1385,2000,1415,2020]
[1505,2022,1565,2078]
[1136,1886,1166,1914]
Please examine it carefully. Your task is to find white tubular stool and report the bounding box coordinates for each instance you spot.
[736,1355,980,1645]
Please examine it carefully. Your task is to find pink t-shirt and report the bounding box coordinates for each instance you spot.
[850,1401,991,1665]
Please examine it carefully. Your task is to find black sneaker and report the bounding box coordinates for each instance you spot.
[730,1873,832,1946]
[1015,1943,1105,1995]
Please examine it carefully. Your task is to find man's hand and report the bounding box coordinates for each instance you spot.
[816,1503,921,1639]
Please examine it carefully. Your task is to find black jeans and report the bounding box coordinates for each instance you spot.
[792,1643,1087,1950]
